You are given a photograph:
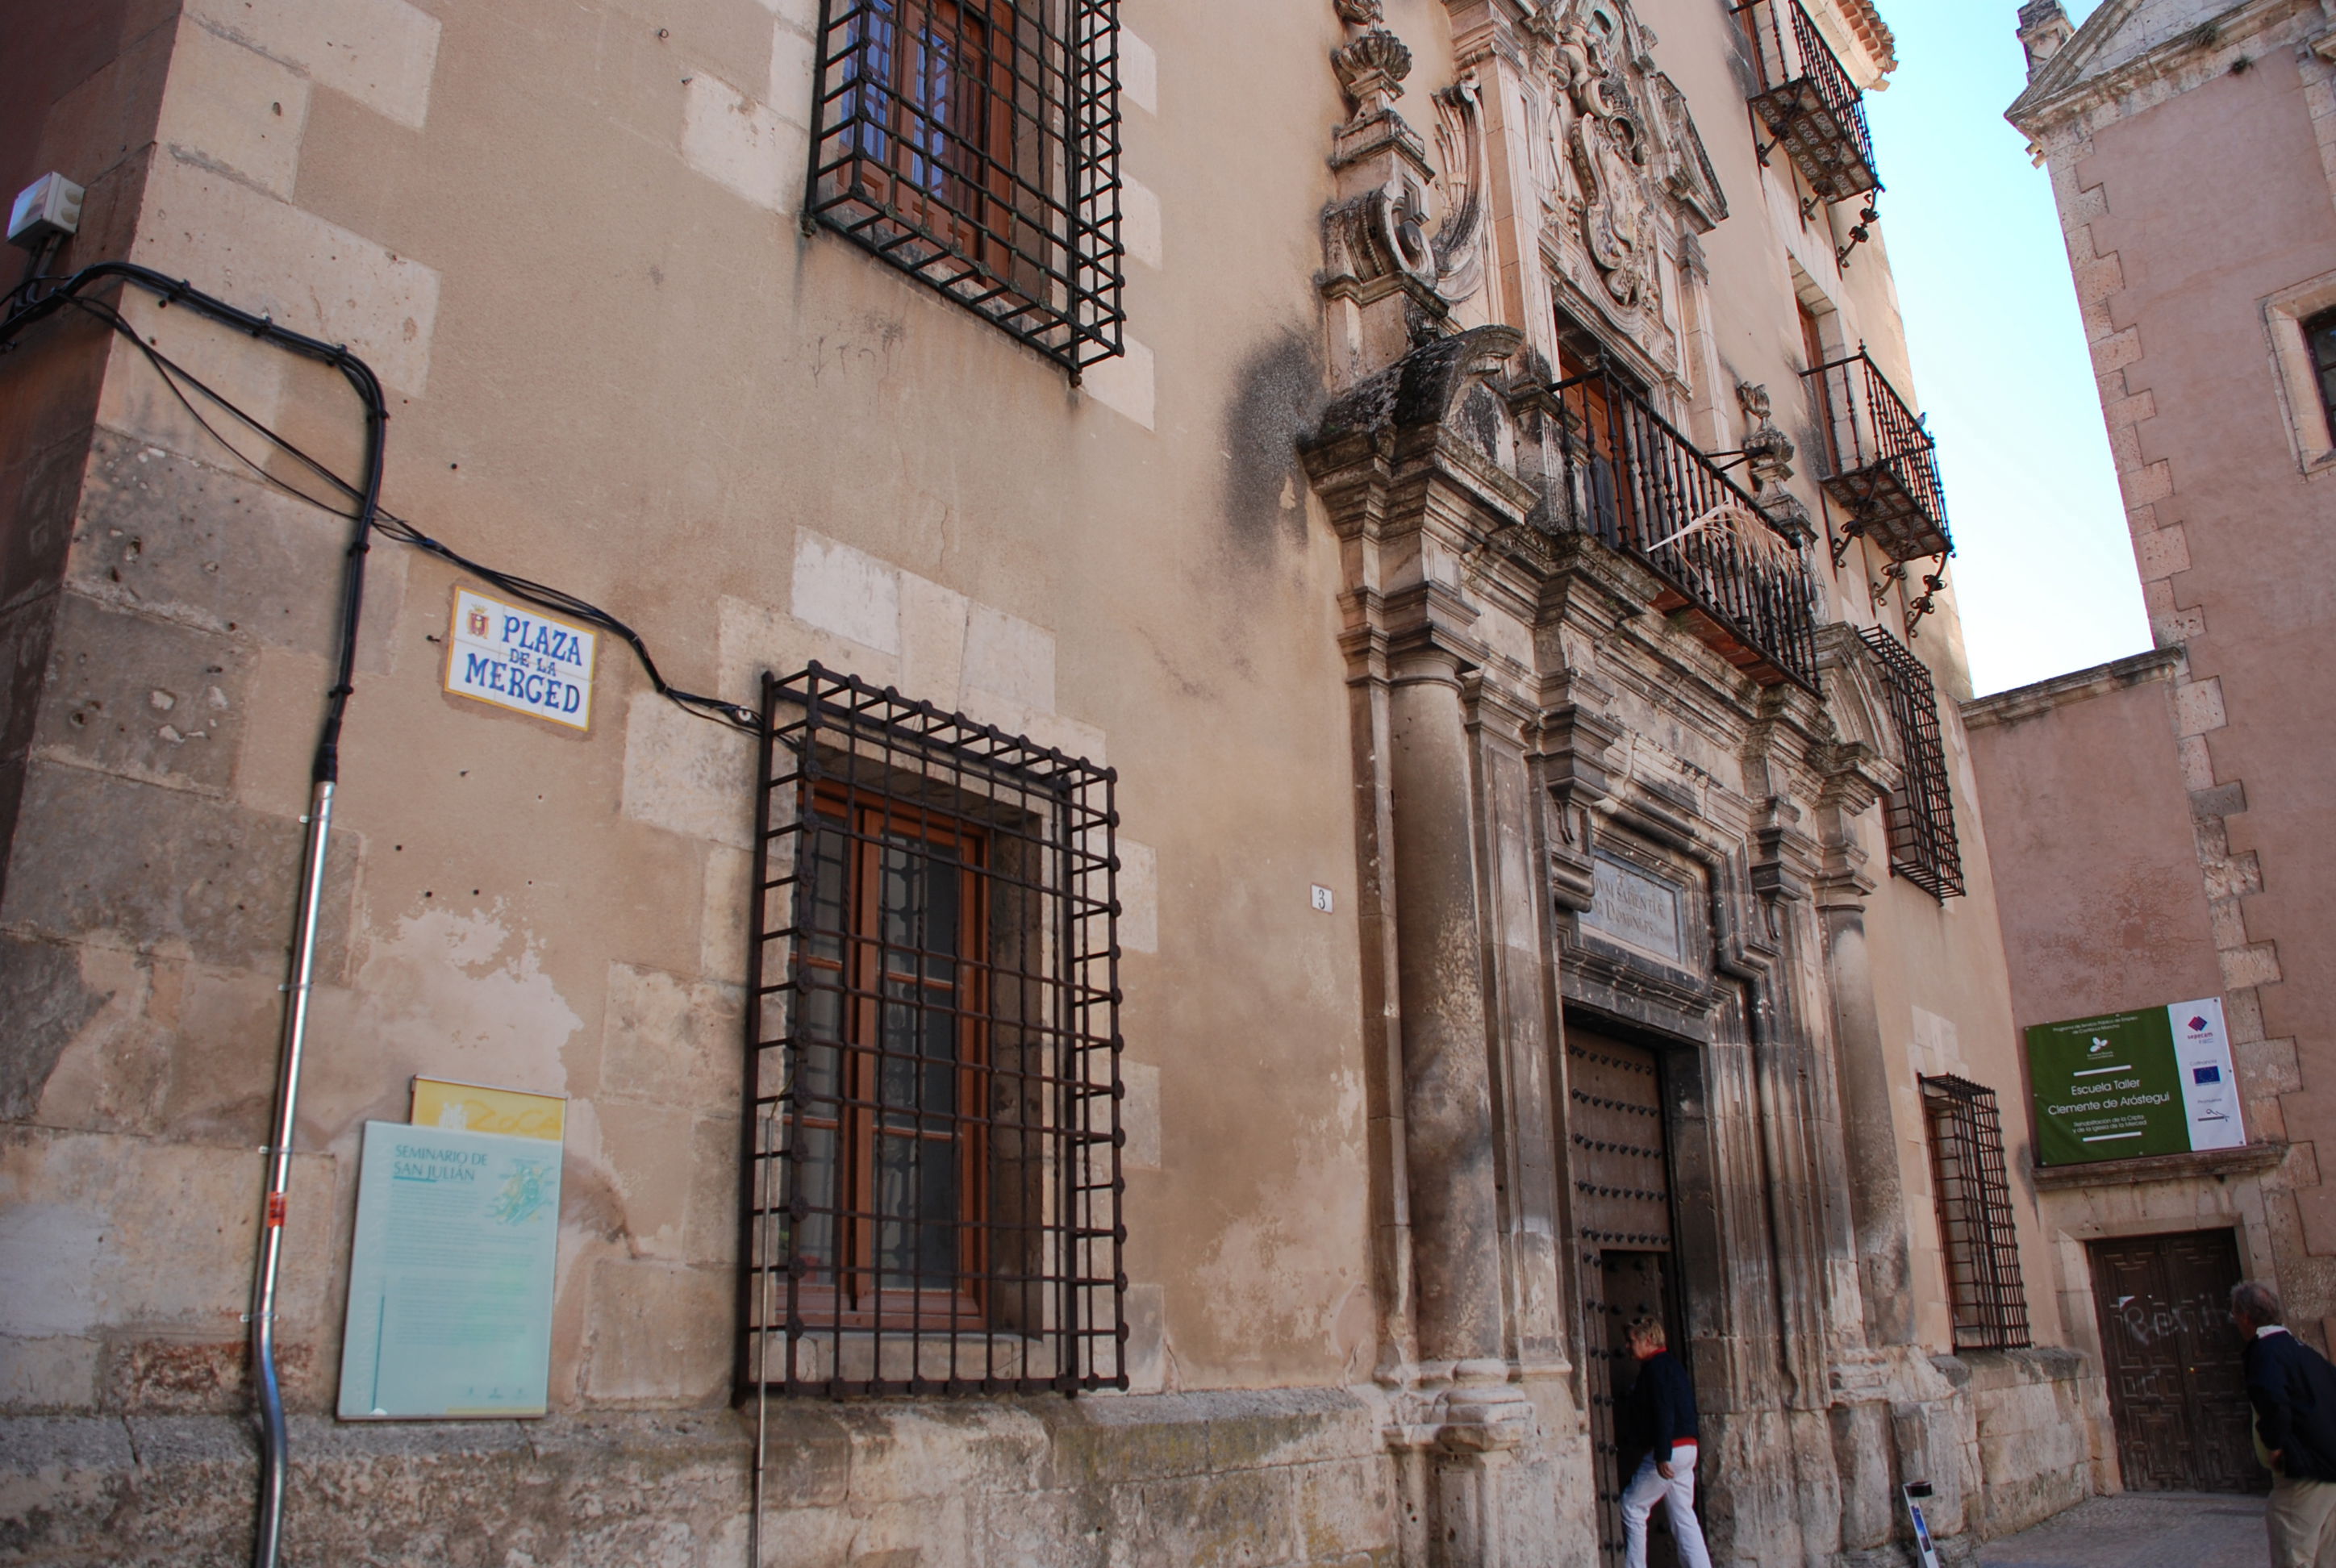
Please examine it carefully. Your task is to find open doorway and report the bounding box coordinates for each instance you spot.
[1569,1020,1696,1566]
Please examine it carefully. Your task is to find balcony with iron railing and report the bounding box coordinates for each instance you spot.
[1733,0,1879,207]
[1541,373,1820,690]
[1802,351,1951,565]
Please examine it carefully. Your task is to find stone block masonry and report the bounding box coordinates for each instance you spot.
[0,1388,1400,1567]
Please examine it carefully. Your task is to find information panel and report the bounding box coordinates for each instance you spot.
[2026,997,2244,1166]
[337,1121,562,1420]
[411,1077,566,1144]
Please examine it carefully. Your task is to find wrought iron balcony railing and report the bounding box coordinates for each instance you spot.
[1542,373,1820,690]
[1733,0,1879,206]
[1802,351,1951,565]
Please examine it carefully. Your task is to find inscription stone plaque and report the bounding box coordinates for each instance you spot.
[1583,856,1686,963]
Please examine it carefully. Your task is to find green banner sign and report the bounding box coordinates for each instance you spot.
[2025,998,2243,1166]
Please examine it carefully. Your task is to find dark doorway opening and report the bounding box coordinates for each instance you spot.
[1570,1021,1694,1567]
[2088,1228,2263,1494]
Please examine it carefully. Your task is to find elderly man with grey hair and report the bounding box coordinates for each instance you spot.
[2236,1280,2336,1566]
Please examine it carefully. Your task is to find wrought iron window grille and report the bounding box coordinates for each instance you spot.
[1920,1074,2033,1353]
[1858,626,1964,901]
[804,0,1127,377]
[1538,371,1822,691]
[739,664,1126,1398]
[1803,350,1952,569]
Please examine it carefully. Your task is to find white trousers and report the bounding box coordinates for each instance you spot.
[1621,1444,1712,1568]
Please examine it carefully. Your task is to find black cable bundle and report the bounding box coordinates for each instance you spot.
[2,264,761,736]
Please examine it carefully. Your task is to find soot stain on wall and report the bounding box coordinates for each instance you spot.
[1222,332,1327,558]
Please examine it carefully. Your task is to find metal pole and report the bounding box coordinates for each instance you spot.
[250,777,336,1568]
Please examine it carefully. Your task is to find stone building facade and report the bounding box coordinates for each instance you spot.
[4,1,2092,1564]
[1961,0,2336,1499]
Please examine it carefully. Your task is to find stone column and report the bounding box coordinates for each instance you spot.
[1815,760,1914,1346]
[1387,632,1504,1373]
[1387,622,1535,1567]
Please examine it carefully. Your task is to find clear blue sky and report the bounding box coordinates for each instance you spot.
[1864,0,2150,696]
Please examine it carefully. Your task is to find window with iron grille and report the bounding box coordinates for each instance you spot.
[2307,307,2336,436]
[739,665,1124,1395]
[806,0,1125,376]
[1858,626,1963,900]
[1921,1074,2032,1353]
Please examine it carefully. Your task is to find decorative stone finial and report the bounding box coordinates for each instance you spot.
[1334,0,1384,24]
[2016,2,2075,79]
[1333,28,1413,118]
[1737,382,1796,490]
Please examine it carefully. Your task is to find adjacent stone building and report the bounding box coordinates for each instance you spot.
[4,1,2096,1562]
[1967,0,2336,1499]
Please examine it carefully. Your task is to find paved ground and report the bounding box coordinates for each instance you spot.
[1976,1491,2268,1568]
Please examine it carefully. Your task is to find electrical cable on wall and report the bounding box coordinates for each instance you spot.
[1,259,760,1568]
[29,286,761,735]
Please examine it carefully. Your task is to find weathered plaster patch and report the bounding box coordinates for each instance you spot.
[184,0,440,129]
[28,940,177,1136]
[592,1098,699,1261]
[0,1334,101,1410]
[1122,173,1163,269]
[718,593,901,701]
[1082,336,1157,431]
[1120,29,1159,115]
[1910,1007,1967,1082]
[160,21,311,198]
[620,691,756,849]
[1117,837,1158,954]
[682,73,801,215]
[790,532,903,656]
[308,905,582,1139]
[700,844,753,982]
[768,14,818,122]
[964,601,1054,712]
[601,963,741,1116]
[131,158,442,394]
[0,937,110,1123]
[580,1256,731,1403]
[0,1131,336,1343]
[1121,1060,1162,1171]
[897,570,970,701]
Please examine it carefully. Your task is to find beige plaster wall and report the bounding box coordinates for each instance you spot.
[3,0,1384,1417]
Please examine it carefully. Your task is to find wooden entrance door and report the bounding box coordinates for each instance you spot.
[1570,1024,1685,1567]
[2088,1229,2262,1493]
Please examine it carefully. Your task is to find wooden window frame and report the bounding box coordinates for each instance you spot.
[845,0,1020,272]
[804,0,1127,376]
[792,786,993,1332]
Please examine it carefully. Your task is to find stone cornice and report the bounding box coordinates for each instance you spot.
[1960,645,2182,731]
[2032,1140,2288,1190]
[2008,0,2323,138]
